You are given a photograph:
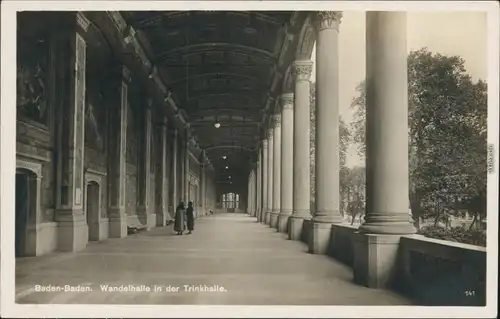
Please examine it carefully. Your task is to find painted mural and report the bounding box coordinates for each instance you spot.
[17,35,49,127]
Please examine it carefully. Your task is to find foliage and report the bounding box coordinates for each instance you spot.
[419,225,486,247]
[349,48,488,236]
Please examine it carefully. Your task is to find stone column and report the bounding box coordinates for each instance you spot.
[171,129,178,212]
[261,139,268,223]
[247,173,251,215]
[256,155,261,221]
[201,162,207,216]
[310,11,344,254]
[156,116,170,226]
[55,13,90,252]
[265,127,274,225]
[270,113,282,228]
[108,66,130,238]
[288,60,313,240]
[137,106,154,229]
[278,93,294,233]
[184,131,190,204]
[353,12,416,289]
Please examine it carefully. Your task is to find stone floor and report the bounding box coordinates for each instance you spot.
[15,213,412,305]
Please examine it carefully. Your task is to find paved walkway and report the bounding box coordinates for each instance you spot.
[16,214,411,305]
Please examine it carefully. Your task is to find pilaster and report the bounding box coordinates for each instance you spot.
[55,14,90,252]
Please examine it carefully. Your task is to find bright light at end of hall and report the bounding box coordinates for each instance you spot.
[229,176,232,179]
[214,122,221,128]
[222,155,227,159]
[225,166,228,169]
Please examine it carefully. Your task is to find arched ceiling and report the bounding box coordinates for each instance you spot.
[122,11,307,185]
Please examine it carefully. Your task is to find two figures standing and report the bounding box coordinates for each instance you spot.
[174,201,195,235]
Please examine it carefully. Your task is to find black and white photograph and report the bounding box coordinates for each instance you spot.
[0,1,498,318]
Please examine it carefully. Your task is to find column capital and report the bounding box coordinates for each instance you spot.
[267,128,274,139]
[312,11,343,31]
[273,114,282,127]
[122,66,131,83]
[280,93,294,110]
[77,12,91,32]
[291,60,313,82]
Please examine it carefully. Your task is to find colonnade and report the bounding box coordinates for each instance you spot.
[246,11,416,288]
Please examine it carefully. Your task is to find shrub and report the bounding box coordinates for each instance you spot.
[419,225,486,247]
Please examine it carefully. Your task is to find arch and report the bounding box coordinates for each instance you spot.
[295,14,316,61]
[15,159,42,257]
[282,64,294,93]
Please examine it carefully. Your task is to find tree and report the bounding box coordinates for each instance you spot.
[350,48,487,232]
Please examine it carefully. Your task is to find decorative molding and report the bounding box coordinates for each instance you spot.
[77,12,90,32]
[278,33,294,67]
[16,158,43,178]
[291,60,313,82]
[267,128,274,139]
[280,93,294,110]
[107,11,127,33]
[85,168,107,177]
[274,114,282,127]
[313,11,343,31]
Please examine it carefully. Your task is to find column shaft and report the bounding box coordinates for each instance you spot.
[353,12,415,290]
[313,12,343,224]
[360,12,415,235]
[278,93,294,232]
[261,140,268,222]
[289,60,313,240]
[171,129,178,208]
[266,129,274,224]
[292,61,313,218]
[184,133,190,203]
[256,156,261,221]
[271,114,282,228]
[156,117,169,225]
[108,66,129,238]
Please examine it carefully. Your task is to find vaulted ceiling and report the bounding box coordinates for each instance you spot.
[121,11,309,189]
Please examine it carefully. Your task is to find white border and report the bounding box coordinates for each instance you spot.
[1,1,498,318]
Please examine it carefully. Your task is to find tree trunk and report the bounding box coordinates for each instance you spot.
[469,212,478,230]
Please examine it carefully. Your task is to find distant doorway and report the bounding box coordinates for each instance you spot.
[15,170,34,257]
[85,181,100,241]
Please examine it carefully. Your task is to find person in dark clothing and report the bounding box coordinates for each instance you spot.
[186,201,195,235]
[174,202,186,235]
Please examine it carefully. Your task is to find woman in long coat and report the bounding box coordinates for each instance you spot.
[186,201,195,235]
[174,202,186,235]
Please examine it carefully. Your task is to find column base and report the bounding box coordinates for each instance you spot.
[309,222,334,255]
[353,232,402,289]
[288,215,310,241]
[137,206,156,230]
[109,216,127,238]
[269,212,280,228]
[156,211,166,227]
[55,211,88,252]
[277,213,291,233]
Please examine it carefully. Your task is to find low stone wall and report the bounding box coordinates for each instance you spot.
[329,224,358,266]
[397,235,486,306]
